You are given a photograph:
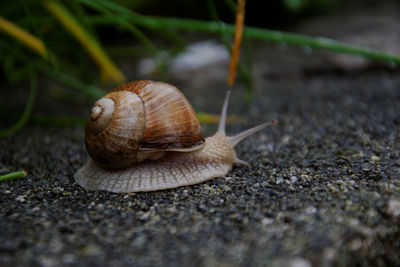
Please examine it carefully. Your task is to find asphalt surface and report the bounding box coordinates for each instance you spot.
[1,4,400,267]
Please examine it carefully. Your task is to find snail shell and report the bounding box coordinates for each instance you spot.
[85,80,204,169]
[74,81,277,193]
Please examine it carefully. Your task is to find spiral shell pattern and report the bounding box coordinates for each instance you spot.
[85,80,204,170]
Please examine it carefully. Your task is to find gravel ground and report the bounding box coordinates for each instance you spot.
[1,70,399,266]
[1,4,400,267]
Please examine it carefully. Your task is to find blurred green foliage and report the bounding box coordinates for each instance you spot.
[0,0,339,95]
[0,0,399,136]
[283,0,338,14]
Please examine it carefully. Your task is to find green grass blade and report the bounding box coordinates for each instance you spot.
[42,0,126,84]
[0,170,27,182]
[78,0,159,56]
[0,73,37,137]
[86,13,400,64]
[0,41,105,99]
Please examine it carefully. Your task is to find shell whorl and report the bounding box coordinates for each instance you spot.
[84,80,205,170]
[87,98,115,134]
[115,80,204,150]
[85,91,146,169]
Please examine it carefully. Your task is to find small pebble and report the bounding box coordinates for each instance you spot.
[387,199,400,217]
[15,195,26,202]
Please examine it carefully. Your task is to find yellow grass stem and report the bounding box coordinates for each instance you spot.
[43,0,126,84]
[0,16,49,59]
[227,0,246,86]
[197,112,244,124]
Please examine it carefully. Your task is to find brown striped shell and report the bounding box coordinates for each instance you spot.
[85,80,205,170]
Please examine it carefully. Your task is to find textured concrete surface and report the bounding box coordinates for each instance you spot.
[1,70,399,267]
[1,3,400,267]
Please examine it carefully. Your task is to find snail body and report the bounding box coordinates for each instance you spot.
[74,80,277,193]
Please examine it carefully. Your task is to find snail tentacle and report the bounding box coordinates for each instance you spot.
[217,91,231,135]
[228,120,278,147]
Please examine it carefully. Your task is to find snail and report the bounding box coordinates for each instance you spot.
[74,80,277,193]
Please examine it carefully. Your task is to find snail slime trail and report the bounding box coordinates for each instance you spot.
[74,80,277,193]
